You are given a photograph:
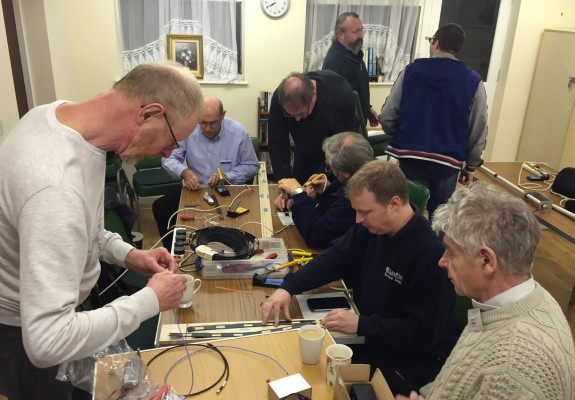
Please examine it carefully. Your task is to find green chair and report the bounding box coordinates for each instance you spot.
[132,156,182,231]
[105,152,133,206]
[406,179,430,214]
[351,90,392,157]
[453,294,472,334]
[251,136,260,155]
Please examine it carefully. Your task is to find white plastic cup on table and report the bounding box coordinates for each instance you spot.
[298,324,325,364]
[179,275,202,308]
[325,343,353,387]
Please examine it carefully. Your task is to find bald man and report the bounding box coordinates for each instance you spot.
[153,96,260,247]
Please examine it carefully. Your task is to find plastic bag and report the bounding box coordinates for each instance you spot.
[56,340,182,399]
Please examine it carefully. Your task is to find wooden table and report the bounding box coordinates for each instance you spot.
[154,184,352,346]
[94,330,336,400]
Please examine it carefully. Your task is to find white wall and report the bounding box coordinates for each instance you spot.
[487,0,575,161]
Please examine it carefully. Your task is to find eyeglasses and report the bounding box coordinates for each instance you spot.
[283,103,312,119]
[425,36,435,44]
[163,113,180,149]
[200,118,223,129]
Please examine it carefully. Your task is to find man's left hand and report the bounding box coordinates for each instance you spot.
[208,173,220,187]
[321,309,359,334]
[124,247,178,275]
[458,169,474,185]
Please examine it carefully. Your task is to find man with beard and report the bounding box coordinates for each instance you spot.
[323,12,379,127]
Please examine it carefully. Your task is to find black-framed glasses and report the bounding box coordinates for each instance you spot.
[163,113,180,149]
[283,103,312,119]
[425,36,435,44]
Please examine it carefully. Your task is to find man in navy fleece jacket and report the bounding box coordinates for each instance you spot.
[261,160,457,396]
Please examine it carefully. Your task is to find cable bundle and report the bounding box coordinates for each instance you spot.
[189,226,259,260]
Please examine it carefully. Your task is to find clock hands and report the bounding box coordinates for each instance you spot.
[266,2,276,8]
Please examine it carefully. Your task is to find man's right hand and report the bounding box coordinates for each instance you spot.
[181,169,201,191]
[261,288,292,326]
[146,270,187,311]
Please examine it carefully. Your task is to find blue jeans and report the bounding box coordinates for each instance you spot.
[399,160,459,218]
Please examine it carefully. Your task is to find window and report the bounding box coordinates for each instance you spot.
[118,0,243,81]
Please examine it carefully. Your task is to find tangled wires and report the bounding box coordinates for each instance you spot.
[188,227,259,261]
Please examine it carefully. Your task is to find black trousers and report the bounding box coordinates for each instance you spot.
[152,189,182,249]
[0,326,73,400]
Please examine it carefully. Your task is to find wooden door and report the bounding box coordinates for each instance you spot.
[517,30,575,169]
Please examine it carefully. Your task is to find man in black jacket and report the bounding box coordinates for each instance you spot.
[267,70,356,184]
[261,160,457,396]
[323,12,379,126]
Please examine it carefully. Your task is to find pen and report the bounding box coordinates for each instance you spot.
[303,173,326,187]
[217,167,225,181]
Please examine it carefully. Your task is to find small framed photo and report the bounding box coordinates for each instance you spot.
[167,34,204,79]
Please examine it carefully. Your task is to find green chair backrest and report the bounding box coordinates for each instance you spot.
[251,136,260,155]
[406,179,430,213]
[352,90,368,138]
[135,156,162,171]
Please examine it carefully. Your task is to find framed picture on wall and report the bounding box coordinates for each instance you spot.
[167,34,204,79]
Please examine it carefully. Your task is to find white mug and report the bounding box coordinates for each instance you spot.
[298,324,325,364]
[179,275,202,308]
[325,343,353,387]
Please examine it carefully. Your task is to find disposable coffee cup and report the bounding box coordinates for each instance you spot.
[298,325,325,364]
[179,275,202,308]
[325,343,353,387]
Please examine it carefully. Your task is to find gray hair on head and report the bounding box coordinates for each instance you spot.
[333,12,360,41]
[322,132,374,175]
[432,182,540,276]
[113,61,204,127]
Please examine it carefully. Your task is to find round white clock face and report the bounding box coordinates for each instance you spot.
[261,0,290,19]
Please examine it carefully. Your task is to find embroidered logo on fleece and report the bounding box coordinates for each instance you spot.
[384,267,403,284]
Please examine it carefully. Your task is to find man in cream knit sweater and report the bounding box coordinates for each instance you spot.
[397,182,575,399]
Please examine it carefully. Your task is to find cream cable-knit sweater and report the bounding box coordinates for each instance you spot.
[420,283,575,399]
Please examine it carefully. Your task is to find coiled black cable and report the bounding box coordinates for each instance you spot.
[188,227,259,260]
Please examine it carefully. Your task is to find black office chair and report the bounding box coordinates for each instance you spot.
[351,90,391,157]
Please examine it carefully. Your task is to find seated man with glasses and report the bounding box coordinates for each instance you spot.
[275,132,374,248]
[268,70,356,184]
[153,95,260,247]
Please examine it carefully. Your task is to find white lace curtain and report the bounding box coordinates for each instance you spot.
[119,0,238,81]
[304,0,420,82]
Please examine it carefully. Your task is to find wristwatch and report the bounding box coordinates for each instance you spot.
[291,187,305,196]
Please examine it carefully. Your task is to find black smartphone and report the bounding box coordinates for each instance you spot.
[307,296,351,312]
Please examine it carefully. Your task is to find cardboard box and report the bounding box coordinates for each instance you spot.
[333,364,394,400]
[268,373,312,400]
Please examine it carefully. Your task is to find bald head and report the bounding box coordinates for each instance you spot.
[200,96,226,139]
[277,72,315,111]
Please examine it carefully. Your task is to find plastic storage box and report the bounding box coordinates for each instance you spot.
[201,238,289,279]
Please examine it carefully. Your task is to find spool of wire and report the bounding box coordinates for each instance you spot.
[189,226,259,261]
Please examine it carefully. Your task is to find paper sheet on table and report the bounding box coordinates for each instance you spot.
[277,212,294,226]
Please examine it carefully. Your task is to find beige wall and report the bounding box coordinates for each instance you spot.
[488,0,575,161]
[3,0,575,161]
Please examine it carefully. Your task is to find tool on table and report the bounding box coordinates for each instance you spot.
[203,192,215,205]
[281,192,289,216]
[215,168,231,196]
[226,196,249,218]
[252,257,313,285]
[211,194,225,220]
[168,319,317,338]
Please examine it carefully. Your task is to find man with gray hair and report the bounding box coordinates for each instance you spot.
[263,160,457,394]
[323,12,379,126]
[268,70,356,183]
[275,131,374,248]
[0,62,203,399]
[397,182,575,399]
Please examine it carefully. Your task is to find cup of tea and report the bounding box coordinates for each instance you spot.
[325,343,353,387]
[298,324,325,364]
[179,275,202,308]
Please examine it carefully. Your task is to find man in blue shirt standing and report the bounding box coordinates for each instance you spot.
[380,23,488,218]
[153,96,259,247]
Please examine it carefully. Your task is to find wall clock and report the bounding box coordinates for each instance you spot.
[261,0,290,19]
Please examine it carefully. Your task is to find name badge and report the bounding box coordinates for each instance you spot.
[467,308,484,332]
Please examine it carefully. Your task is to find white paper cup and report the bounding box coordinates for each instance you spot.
[326,343,353,387]
[298,325,325,364]
[179,275,202,308]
